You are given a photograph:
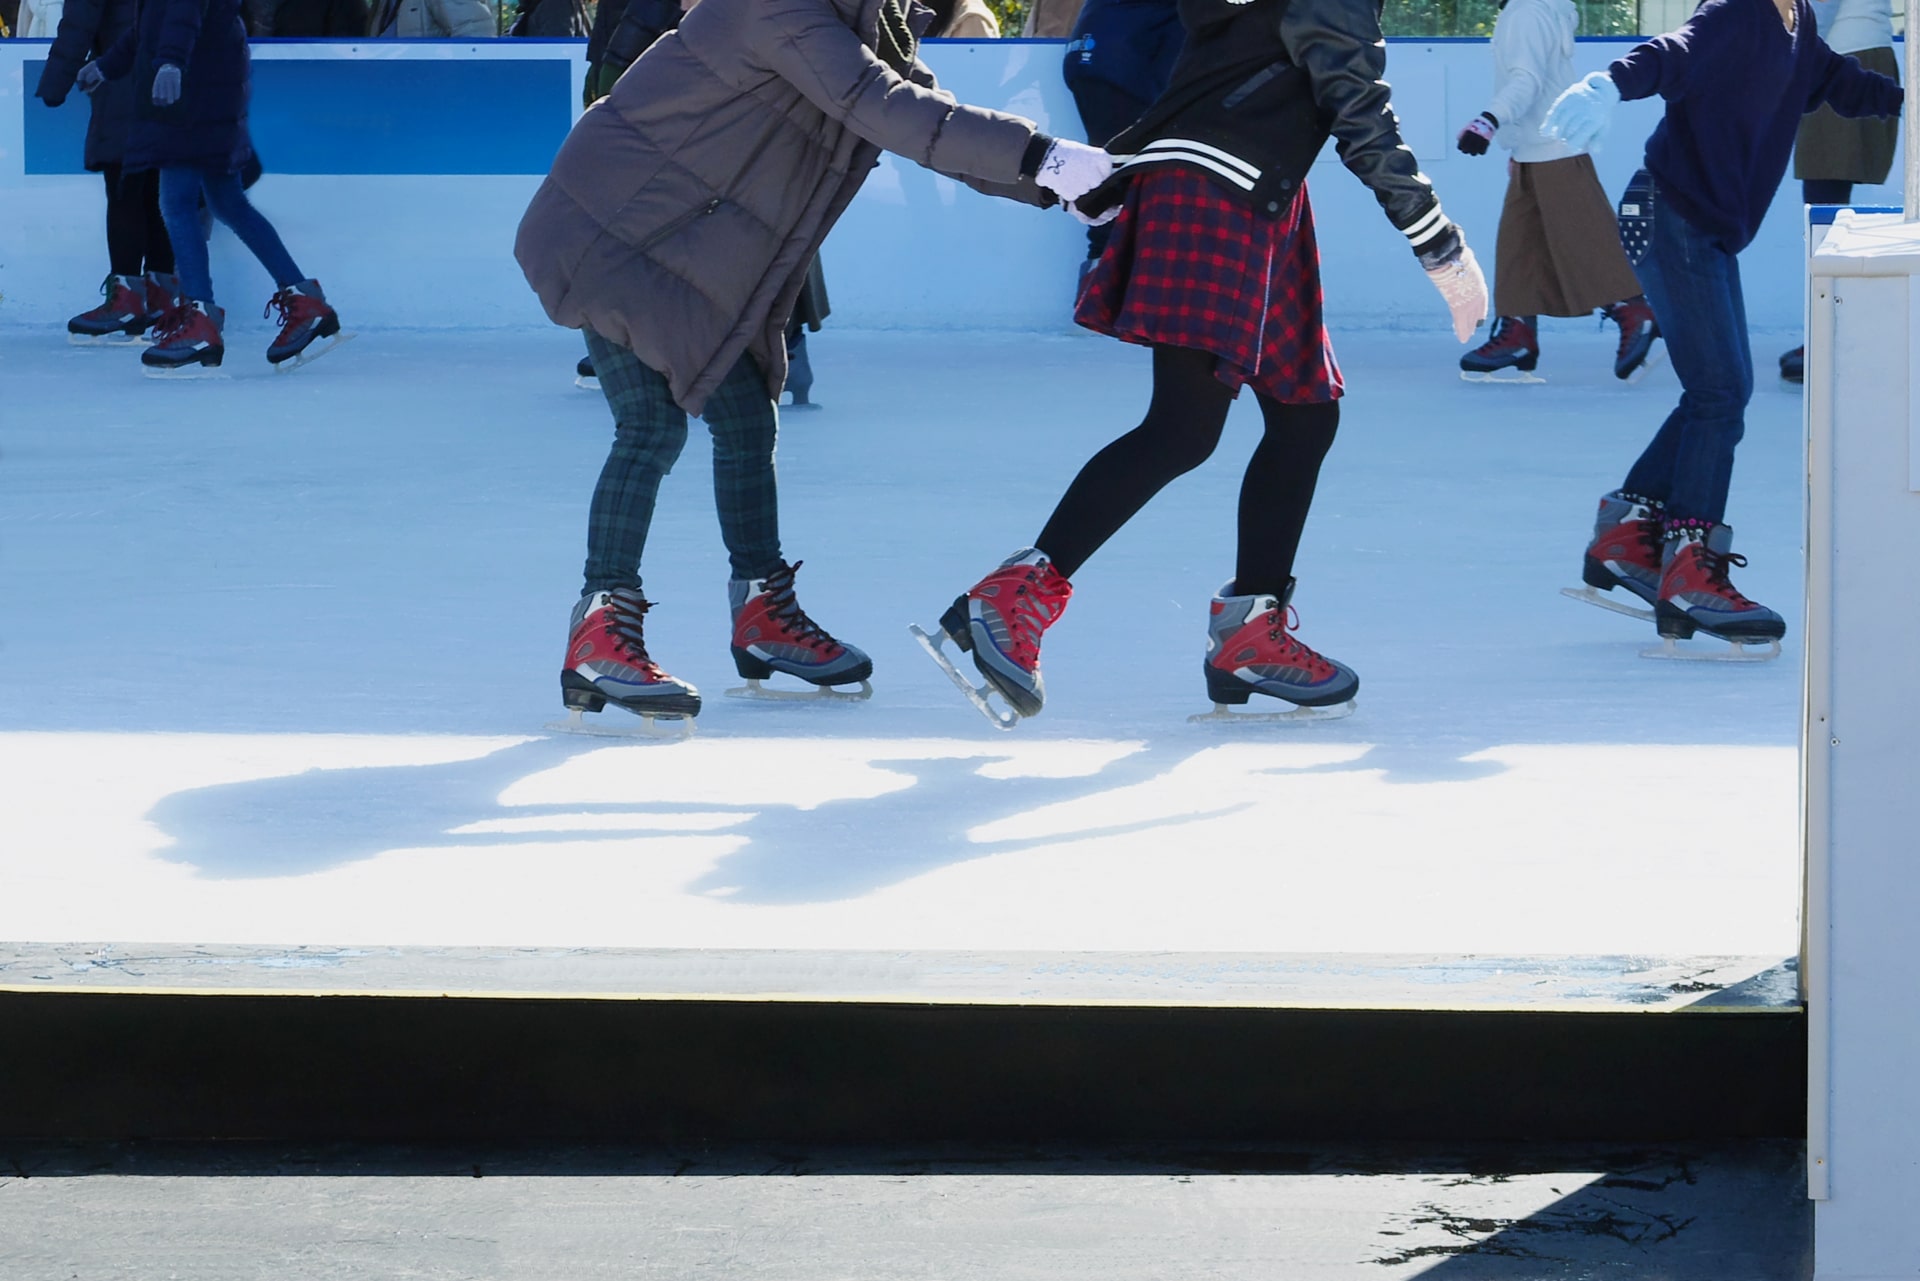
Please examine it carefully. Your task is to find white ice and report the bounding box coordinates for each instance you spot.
[0,321,1803,963]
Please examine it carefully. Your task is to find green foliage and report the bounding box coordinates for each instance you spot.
[987,0,1030,33]
[1382,0,1640,37]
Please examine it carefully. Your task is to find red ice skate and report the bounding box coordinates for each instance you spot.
[1195,579,1357,722]
[141,300,225,375]
[728,559,873,700]
[1459,315,1541,383]
[1649,522,1784,660]
[1566,490,1666,620]
[265,279,346,369]
[559,588,702,731]
[68,275,150,345]
[912,548,1071,727]
[1603,297,1661,381]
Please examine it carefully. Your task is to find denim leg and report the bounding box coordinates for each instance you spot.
[700,353,784,582]
[581,330,692,596]
[1620,193,1749,524]
[200,171,304,292]
[156,167,213,303]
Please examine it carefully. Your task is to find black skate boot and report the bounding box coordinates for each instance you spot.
[576,355,599,391]
[1459,315,1540,383]
[1602,297,1661,381]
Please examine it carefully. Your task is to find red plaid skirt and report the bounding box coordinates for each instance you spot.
[1075,166,1343,404]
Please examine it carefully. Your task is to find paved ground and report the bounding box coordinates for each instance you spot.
[0,1140,1808,1280]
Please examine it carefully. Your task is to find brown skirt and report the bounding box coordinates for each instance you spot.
[1493,153,1644,318]
[1795,45,1901,184]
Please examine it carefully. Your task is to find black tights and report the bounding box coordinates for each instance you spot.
[1035,344,1340,594]
[103,164,175,278]
[1802,179,1853,207]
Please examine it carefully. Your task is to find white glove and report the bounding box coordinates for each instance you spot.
[1541,71,1620,152]
[1066,200,1118,228]
[76,61,107,95]
[1423,243,1489,343]
[151,63,182,107]
[1034,139,1114,204]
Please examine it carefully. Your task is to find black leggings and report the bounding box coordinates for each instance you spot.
[103,164,175,278]
[1802,179,1853,207]
[1035,344,1340,595]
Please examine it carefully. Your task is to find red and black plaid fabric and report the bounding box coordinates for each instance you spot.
[1075,166,1343,405]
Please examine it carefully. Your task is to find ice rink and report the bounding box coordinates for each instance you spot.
[0,319,1805,972]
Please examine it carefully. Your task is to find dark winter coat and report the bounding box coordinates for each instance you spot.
[1062,0,1182,104]
[263,0,367,35]
[1078,0,1450,258]
[32,0,141,171]
[517,0,1050,415]
[97,0,255,174]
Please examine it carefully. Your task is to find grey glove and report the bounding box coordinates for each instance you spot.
[152,63,182,107]
[76,61,107,96]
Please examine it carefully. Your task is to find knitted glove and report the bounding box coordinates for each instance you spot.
[76,61,107,96]
[1456,112,1498,156]
[1542,71,1619,152]
[1418,229,1489,344]
[1034,140,1115,204]
[1066,200,1118,228]
[151,63,182,107]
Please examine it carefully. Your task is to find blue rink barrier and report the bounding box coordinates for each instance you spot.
[23,55,573,176]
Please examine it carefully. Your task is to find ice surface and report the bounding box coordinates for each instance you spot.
[0,323,1805,955]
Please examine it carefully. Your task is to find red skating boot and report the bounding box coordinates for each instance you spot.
[140,300,225,375]
[1458,315,1540,383]
[68,275,150,345]
[729,560,872,698]
[915,548,1072,726]
[1603,296,1661,381]
[142,272,181,332]
[265,279,345,369]
[560,588,702,728]
[1570,490,1666,619]
[1198,578,1358,721]
[1651,521,1785,659]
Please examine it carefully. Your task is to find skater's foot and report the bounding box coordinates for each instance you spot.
[1654,520,1787,643]
[1603,297,1660,380]
[784,330,817,408]
[143,272,181,331]
[1582,490,1666,606]
[141,300,225,371]
[1204,579,1358,708]
[562,588,702,719]
[729,559,871,688]
[1779,346,1805,384]
[265,279,342,365]
[1459,315,1539,382]
[68,275,150,343]
[944,548,1072,718]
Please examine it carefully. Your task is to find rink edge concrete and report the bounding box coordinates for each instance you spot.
[0,989,1804,1144]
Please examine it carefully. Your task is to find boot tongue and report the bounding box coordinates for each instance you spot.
[1704,523,1734,555]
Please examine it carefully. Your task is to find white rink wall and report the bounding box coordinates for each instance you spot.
[0,38,1904,333]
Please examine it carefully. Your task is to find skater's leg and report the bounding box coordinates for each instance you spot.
[1803,179,1854,207]
[156,167,214,302]
[103,165,148,277]
[199,170,304,291]
[1234,398,1340,595]
[139,169,176,276]
[1619,192,1747,521]
[1034,344,1235,578]
[700,353,784,584]
[582,329,693,595]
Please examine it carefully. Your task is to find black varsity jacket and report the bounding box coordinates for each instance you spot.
[1077,0,1451,258]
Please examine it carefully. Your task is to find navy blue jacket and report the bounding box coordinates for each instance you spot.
[1063,0,1183,102]
[1610,0,1902,253]
[33,0,142,170]
[98,0,254,174]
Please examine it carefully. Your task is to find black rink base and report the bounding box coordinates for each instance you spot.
[0,991,1805,1143]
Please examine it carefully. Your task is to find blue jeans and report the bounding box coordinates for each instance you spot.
[156,166,304,306]
[1620,180,1752,524]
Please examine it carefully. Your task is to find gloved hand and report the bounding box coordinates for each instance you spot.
[39,82,70,107]
[1034,139,1114,204]
[1456,112,1498,156]
[151,63,182,108]
[1066,200,1118,228]
[1542,71,1619,152]
[1419,230,1489,343]
[75,61,107,96]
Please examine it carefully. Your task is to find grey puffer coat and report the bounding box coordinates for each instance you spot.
[515,0,1050,415]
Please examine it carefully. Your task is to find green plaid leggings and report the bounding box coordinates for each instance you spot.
[581,330,783,595]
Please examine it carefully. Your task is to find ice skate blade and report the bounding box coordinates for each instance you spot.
[1622,342,1666,385]
[909,622,1019,731]
[274,330,356,373]
[1189,698,1356,725]
[783,399,823,412]
[725,677,873,703]
[1561,585,1655,623]
[142,363,229,380]
[575,374,601,392]
[1460,369,1545,385]
[1640,636,1781,663]
[69,332,149,347]
[543,707,695,740]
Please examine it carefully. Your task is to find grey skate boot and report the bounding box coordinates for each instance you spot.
[1203,578,1359,709]
[1655,521,1787,644]
[1582,491,1666,606]
[729,560,872,692]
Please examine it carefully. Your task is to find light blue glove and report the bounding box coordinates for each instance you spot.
[76,61,107,96]
[152,63,182,107]
[1542,71,1620,152]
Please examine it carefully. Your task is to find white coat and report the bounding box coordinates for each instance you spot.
[1481,0,1581,164]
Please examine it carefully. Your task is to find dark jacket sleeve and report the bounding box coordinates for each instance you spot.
[37,0,107,102]
[1807,42,1903,117]
[332,0,369,33]
[1278,0,1446,252]
[97,22,138,79]
[1606,0,1741,102]
[154,0,212,70]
